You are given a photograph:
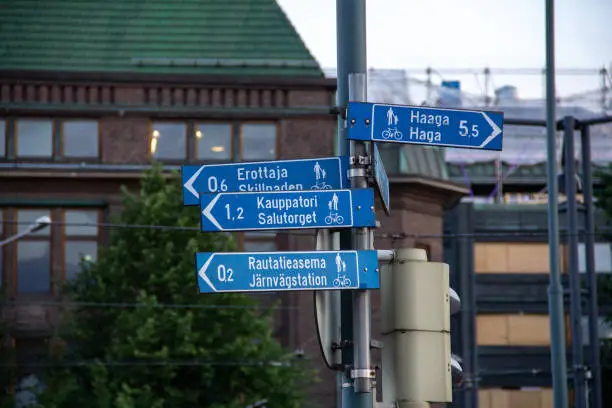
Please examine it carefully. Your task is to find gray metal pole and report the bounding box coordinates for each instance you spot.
[581,125,603,408]
[456,204,477,408]
[563,116,586,408]
[545,1,570,407]
[336,1,369,407]
[348,73,373,406]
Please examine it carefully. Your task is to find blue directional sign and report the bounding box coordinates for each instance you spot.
[182,156,350,206]
[200,189,376,232]
[195,250,381,293]
[372,144,390,215]
[346,101,503,151]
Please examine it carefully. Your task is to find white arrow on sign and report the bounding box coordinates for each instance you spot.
[201,194,223,230]
[197,254,217,292]
[478,112,503,149]
[184,165,205,199]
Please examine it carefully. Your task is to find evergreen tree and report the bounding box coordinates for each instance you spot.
[0,290,16,408]
[36,163,312,408]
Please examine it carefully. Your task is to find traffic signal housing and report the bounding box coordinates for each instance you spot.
[379,248,463,406]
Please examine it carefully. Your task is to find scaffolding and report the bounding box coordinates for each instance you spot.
[324,66,612,200]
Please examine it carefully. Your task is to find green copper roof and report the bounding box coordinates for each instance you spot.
[401,146,449,180]
[376,144,449,180]
[0,0,323,77]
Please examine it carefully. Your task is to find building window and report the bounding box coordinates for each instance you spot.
[241,232,277,252]
[146,120,278,163]
[150,122,187,160]
[16,119,53,158]
[581,316,612,345]
[63,210,99,281]
[8,118,100,160]
[1,207,101,295]
[195,123,232,161]
[241,123,277,161]
[0,119,6,157]
[16,209,52,293]
[578,243,612,274]
[61,120,99,158]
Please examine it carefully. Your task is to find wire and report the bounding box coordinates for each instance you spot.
[2,220,612,239]
[408,230,612,239]
[2,220,407,240]
[0,359,297,368]
[1,300,299,310]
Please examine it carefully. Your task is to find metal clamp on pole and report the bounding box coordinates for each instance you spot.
[349,155,372,166]
[348,168,367,178]
[351,368,376,380]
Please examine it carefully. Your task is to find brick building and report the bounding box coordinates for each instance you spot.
[0,1,469,406]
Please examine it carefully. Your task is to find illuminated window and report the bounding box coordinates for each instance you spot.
[62,120,99,158]
[150,122,187,160]
[195,123,232,161]
[64,210,98,281]
[16,119,53,158]
[241,123,276,161]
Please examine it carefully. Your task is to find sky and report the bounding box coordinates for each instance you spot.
[277,0,612,100]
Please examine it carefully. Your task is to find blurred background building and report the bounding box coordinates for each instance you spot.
[320,67,612,408]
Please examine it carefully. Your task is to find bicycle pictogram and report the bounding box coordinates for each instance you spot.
[324,193,343,224]
[325,212,344,225]
[333,275,352,287]
[381,128,403,140]
[311,181,333,190]
[333,253,352,288]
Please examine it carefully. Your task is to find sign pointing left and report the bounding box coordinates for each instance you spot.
[200,189,376,232]
[195,250,380,293]
[182,156,349,206]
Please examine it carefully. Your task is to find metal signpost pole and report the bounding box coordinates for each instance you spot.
[581,125,603,408]
[336,0,369,407]
[545,0,570,407]
[348,72,373,407]
[563,116,585,408]
[345,56,503,408]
